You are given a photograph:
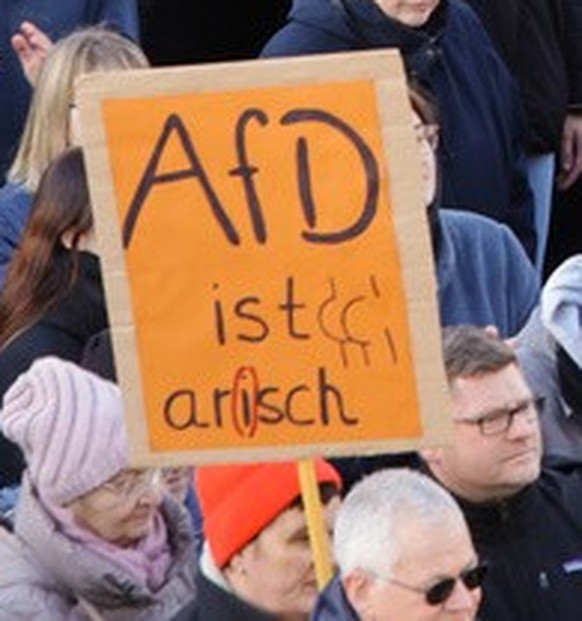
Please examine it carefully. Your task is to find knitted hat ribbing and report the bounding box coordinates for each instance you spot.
[1,356,128,505]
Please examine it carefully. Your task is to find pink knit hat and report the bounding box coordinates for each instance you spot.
[1,356,129,505]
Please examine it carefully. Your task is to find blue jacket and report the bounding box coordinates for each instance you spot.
[262,0,536,259]
[437,209,539,337]
[311,575,358,621]
[0,182,31,291]
[0,0,139,185]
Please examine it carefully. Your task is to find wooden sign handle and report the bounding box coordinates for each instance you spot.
[298,459,334,589]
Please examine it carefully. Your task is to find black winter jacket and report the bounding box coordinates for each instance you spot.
[459,466,582,620]
[262,0,536,258]
[172,570,276,621]
[465,0,582,153]
[0,252,108,487]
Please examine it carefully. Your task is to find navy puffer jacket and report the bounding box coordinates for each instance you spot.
[262,0,536,259]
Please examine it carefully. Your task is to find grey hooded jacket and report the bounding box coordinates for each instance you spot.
[0,479,197,620]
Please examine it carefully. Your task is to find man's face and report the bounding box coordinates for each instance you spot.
[346,516,481,620]
[430,364,542,502]
[230,496,340,618]
[373,0,440,27]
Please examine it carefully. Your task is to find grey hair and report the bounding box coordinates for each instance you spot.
[334,469,464,577]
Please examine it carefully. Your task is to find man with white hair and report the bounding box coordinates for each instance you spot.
[312,469,485,620]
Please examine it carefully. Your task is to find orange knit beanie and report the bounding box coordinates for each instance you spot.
[196,459,341,567]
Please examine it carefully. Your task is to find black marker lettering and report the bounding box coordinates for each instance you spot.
[235,297,269,343]
[123,113,239,248]
[229,108,269,243]
[280,108,379,244]
[278,277,310,340]
[164,389,208,430]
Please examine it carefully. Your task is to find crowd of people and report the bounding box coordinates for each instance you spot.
[1,1,582,620]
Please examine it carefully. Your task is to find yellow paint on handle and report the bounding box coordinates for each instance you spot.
[298,459,333,589]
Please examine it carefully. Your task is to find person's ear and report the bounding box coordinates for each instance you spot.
[60,228,76,249]
[343,569,375,618]
[420,445,444,467]
[225,540,257,583]
[484,325,500,339]
[60,228,96,253]
[224,550,246,580]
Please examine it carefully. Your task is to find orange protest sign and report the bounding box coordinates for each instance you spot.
[77,50,450,466]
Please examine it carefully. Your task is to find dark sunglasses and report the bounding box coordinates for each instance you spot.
[378,563,487,606]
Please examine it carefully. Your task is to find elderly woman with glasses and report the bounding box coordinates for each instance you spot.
[0,357,197,619]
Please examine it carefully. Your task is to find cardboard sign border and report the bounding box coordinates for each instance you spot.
[77,50,451,467]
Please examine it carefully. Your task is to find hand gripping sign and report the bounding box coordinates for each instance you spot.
[77,49,451,468]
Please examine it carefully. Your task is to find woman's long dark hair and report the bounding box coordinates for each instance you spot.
[0,147,93,347]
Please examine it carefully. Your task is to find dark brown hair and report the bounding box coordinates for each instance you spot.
[0,147,92,346]
[442,325,517,384]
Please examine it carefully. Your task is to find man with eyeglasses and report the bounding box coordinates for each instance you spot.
[312,468,485,620]
[424,325,582,620]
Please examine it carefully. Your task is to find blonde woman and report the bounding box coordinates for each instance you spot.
[0,2,139,183]
[0,26,148,290]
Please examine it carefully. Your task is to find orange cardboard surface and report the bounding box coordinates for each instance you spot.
[77,50,450,465]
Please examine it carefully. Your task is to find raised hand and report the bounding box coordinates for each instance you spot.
[11,21,53,86]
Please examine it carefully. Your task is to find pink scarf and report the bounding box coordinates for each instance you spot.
[46,501,173,592]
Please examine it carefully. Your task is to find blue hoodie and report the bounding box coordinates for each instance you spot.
[0,181,31,291]
[262,0,536,259]
[437,209,539,338]
[0,0,139,185]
